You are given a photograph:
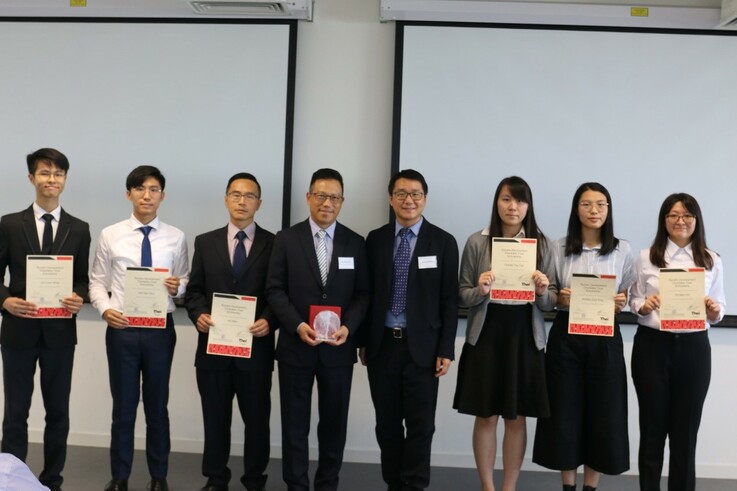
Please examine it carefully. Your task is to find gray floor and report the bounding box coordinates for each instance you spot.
[24,443,736,490]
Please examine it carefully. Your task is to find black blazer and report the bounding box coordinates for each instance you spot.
[266,219,369,368]
[185,224,276,371]
[0,206,91,349]
[362,219,459,368]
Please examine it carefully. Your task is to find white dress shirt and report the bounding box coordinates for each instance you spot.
[89,214,189,315]
[629,239,725,331]
[308,217,336,272]
[550,236,636,311]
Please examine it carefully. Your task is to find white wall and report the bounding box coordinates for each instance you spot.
[10,0,737,481]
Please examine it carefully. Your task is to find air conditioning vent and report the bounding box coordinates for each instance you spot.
[190,1,288,16]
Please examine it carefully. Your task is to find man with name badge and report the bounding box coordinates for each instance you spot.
[89,165,189,491]
[360,169,459,491]
[0,148,91,491]
[185,173,275,491]
[266,168,369,491]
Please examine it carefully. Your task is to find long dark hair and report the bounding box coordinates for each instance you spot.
[488,176,547,267]
[565,182,619,257]
[649,193,713,269]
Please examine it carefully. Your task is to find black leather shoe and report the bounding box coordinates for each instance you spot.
[46,485,63,491]
[104,479,128,491]
[148,478,169,491]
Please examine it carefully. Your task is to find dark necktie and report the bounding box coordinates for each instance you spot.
[233,230,247,277]
[140,226,153,267]
[390,228,411,315]
[41,214,54,254]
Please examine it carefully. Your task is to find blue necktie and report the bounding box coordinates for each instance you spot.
[390,228,411,315]
[140,226,153,267]
[41,214,54,254]
[233,230,247,277]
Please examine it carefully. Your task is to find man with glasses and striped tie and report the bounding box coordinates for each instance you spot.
[266,168,369,491]
[89,165,189,491]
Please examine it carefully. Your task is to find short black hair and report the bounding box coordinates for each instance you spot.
[27,148,69,174]
[126,165,166,191]
[226,172,261,196]
[388,169,428,195]
[309,168,344,193]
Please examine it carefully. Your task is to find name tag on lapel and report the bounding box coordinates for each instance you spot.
[338,257,355,269]
[418,256,437,269]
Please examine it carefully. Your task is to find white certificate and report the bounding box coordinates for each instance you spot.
[568,273,616,336]
[123,267,169,328]
[207,293,256,358]
[490,238,537,301]
[660,268,706,331]
[26,255,74,318]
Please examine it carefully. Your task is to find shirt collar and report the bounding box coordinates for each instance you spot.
[395,217,423,237]
[32,202,61,222]
[228,221,256,241]
[309,217,337,238]
[481,227,525,239]
[666,238,694,261]
[129,214,160,231]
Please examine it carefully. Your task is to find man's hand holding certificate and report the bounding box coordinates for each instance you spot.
[123,267,169,328]
[490,238,537,301]
[207,293,257,358]
[660,268,706,331]
[568,274,617,336]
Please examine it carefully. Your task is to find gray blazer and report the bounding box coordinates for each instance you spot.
[458,229,557,350]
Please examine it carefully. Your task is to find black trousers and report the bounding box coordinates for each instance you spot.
[631,326,711,491]
[278,361,353,491]
[106,318,176,480]
[1,345,74,488]
[367,331,439,491]
[197,366,271,489]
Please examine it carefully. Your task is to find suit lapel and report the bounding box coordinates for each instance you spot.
[243,224,268,277]
[381,224,396,293]
[212,226,232,275]
[21,207,41,254]
[52,209,71,254]
[408,219,432,283]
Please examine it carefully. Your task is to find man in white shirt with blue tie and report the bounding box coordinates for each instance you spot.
[89,165,189,491]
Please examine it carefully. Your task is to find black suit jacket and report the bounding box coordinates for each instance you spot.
[0,206,91,349]
[362,218,459,368]
[266,219,369,368]
[185,224,276,371]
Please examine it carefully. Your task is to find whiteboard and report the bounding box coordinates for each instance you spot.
[395,23,737,318]
[0,20,295,256]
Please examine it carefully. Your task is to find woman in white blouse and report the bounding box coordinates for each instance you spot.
[629,193,724,491]
[533,182,634,491]
[454,176,555,491]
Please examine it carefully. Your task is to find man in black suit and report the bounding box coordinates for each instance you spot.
[266,168,369,491]
[0,148,91,491]
[359,169,458,491]
[185,173,275,491]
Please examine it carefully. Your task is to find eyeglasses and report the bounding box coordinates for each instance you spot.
[393,190,425,201]
[311,193,344,205]
[227,191,260,202]
[35,170,66,180]
[666,214,696,224]
[131,186,163,196]
[579,201,608,212]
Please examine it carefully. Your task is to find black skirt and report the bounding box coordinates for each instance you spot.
[453,302,549,419]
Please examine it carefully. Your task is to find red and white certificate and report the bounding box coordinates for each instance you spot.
[123,267,169,328]
[207,293,256,358]
[568,273,616,336]
[660,268,706,331]
[490,238,537,301]
[26,255,74,318]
